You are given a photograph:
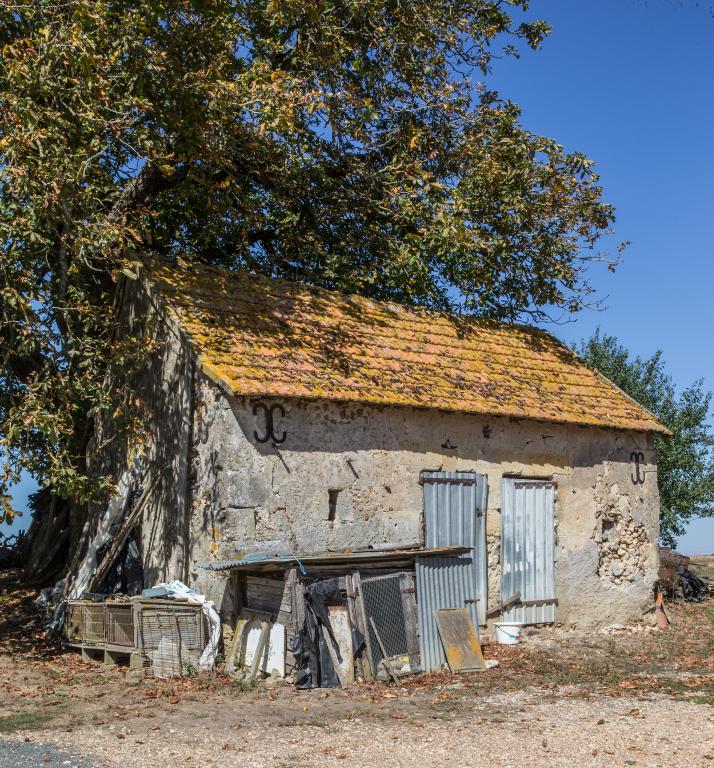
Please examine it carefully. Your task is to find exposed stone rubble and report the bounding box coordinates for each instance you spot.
[486,532,501,611]
[596,514,649,585]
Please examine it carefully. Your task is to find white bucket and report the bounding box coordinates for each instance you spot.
[495,622,523,645]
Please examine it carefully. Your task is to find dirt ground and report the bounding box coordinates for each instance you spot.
[1,569,712,767]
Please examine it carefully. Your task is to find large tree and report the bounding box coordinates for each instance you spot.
[1,0,615,517]
[579,330,714,547]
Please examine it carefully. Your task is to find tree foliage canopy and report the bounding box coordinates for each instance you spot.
[579,330,714,547]
[0,0,615,516]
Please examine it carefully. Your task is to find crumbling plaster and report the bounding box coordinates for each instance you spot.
[184,373,661,628]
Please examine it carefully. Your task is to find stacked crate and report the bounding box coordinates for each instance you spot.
[64,598,208,677]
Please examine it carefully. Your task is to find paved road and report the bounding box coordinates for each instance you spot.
[0,739,97,767]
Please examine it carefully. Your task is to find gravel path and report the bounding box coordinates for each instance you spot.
[0,738,98,768]
[18,690,714,768]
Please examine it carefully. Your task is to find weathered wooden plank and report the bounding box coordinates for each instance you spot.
[352,572,374,681]
[245,575,292,620]
[326,606,354,688]
[287,568,305,632]
[434,608,485,673]
[399,572,420,668]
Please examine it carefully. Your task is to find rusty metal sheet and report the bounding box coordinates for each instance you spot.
[198,545,470,572]
[434,608,485,672]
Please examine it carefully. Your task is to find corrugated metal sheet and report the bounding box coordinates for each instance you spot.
[197,545,470,572]
[416,556,482,671]
[501,479,556,625]
[421,472,487,625]
[417,472,487,671]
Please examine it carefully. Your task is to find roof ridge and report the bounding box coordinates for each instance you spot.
[167,258,560,337]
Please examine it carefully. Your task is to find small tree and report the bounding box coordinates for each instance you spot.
[0,1,616,518]
[578,330,714,546]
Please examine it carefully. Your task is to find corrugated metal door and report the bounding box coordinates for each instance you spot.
[501,478,556,625]
[417,472,488,671]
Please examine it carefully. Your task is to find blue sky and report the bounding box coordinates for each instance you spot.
[3,0,713,554]
[489,0,714,554]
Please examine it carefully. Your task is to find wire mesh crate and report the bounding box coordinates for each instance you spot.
[81,603,106,646]
[64,602,84,644]
[359,572,419,676]
[105,602,135,648]
[137,602,209,678]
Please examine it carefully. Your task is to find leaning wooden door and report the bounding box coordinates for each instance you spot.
[501,478,556,625]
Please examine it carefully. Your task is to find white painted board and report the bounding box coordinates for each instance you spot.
[243,620,286,677]
[326,605,354,687]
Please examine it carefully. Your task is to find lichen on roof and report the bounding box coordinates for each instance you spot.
[147,262,669,434]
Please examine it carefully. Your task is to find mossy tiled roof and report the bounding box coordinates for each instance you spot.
[149,263,668,434]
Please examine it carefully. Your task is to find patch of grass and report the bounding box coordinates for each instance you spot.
[690,556,714,582]
[233,677,257,693]
[274,718,329,728]
[431,698,461,711]
[0,708,59,733]
[692,565,714,581]
[690,693,714,705]
[460,599,714,701]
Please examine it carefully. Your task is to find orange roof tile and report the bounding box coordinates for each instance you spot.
[148,263,669,434]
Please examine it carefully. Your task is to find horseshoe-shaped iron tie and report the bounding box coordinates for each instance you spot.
[253,402,287,445]
[630,451,645,485]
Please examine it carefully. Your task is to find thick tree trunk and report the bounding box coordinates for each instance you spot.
[23,490,74,585]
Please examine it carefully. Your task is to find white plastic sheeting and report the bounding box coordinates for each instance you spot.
[69,464,140,600]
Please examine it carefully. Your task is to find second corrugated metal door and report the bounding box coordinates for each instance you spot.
[501,478,556,625]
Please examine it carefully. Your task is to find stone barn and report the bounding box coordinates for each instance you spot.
[75,261,668,662]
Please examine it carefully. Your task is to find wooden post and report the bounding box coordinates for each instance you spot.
[369,617,399,684]
[351,572,374,680]
[399,572,420,669]
[225,617,248,678]
[290,568,306,631]
[344,575,361,682]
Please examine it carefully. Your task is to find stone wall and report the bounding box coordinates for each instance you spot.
[184,373,661,628]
